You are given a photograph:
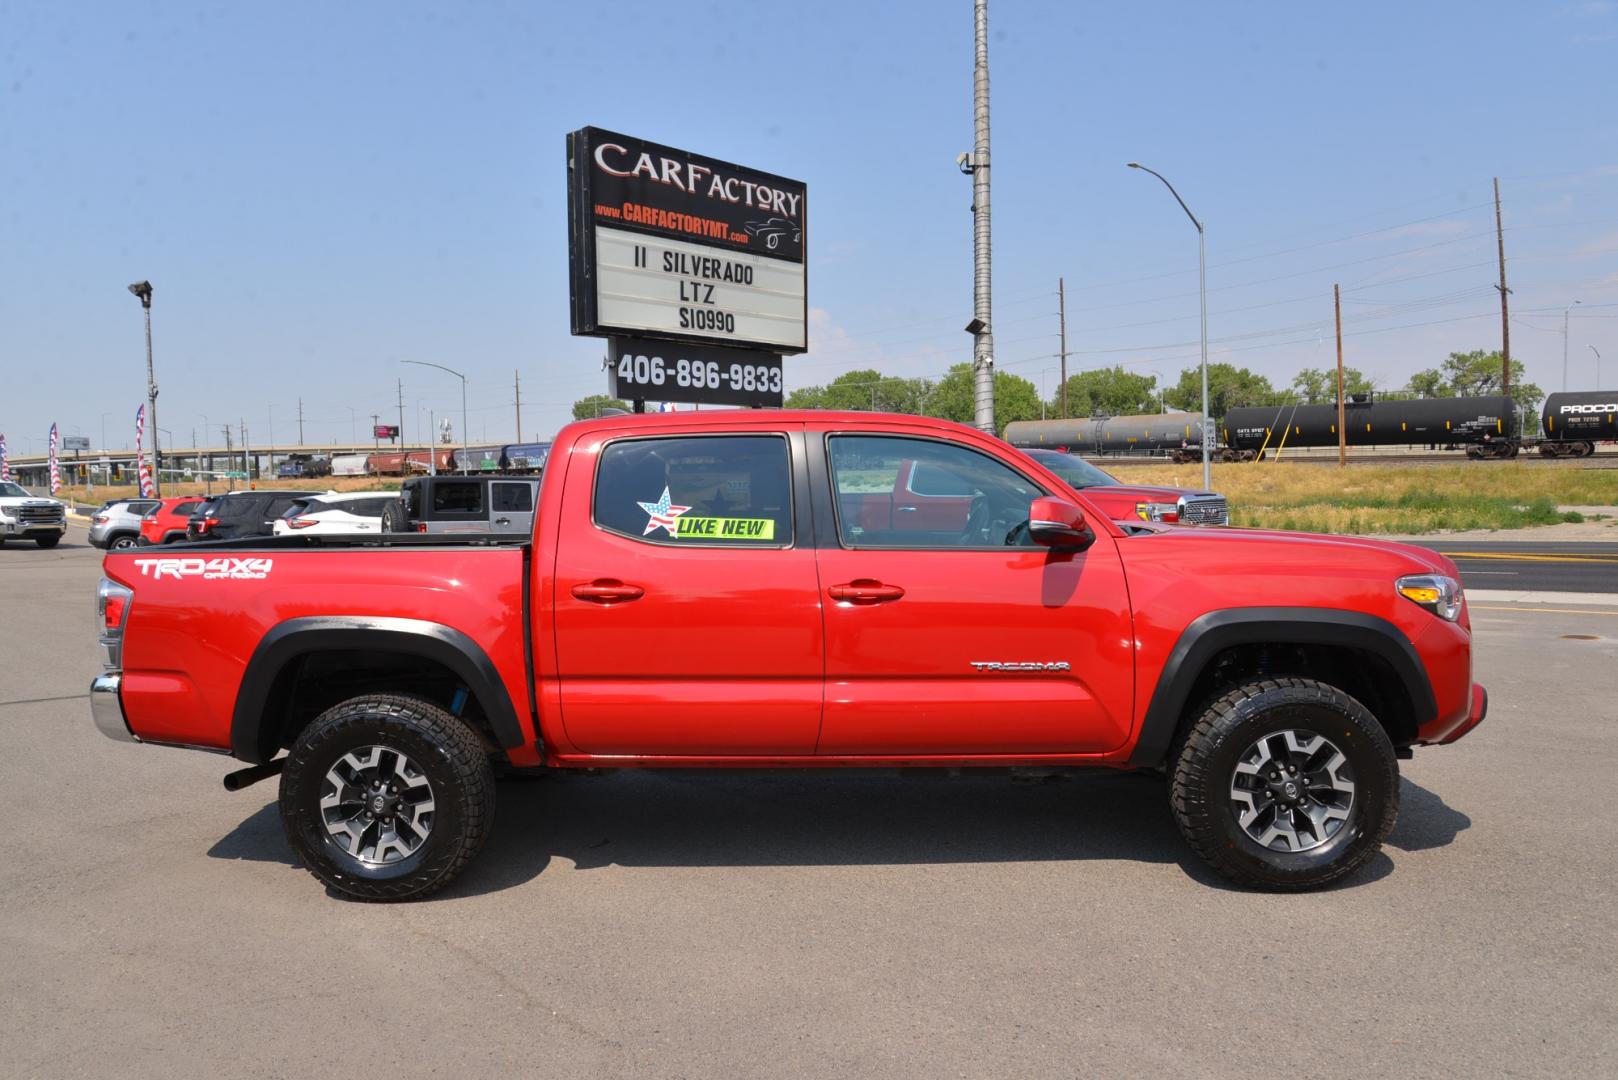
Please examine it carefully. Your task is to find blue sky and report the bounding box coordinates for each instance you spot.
[3,0,1616,454]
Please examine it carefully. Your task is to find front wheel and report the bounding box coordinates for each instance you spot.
[36,535,61,549]
[109,534,138,550]
[1170,677,1399,891]
[278,694,495,901]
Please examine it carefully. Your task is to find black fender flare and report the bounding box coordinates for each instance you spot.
[231,616,525,763]
[1127,607,1437,769]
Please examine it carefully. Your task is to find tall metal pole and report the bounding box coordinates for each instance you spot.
[1128,163,1210,490]
[1562,301,1581,392]
[1494,177,1511,398]
[1335,283,1346,468]
[514,369,523,443]
[129,282,161,495]
[397,379,406,453]
[402,360,469,474]
[1057,277,1068,419]
[1590,345,1602,390]
[970,0,995,433]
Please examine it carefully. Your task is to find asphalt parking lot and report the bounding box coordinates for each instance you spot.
[2,534,1615,1078]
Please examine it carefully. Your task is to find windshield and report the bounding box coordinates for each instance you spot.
[0,482,29,498]
[1024,451,1117,490]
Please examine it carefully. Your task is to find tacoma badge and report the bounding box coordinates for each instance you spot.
[969,661,1071,672]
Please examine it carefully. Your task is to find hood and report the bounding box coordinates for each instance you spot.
[1086,483,1214,502]
[0,496,65,508]
[1128,521,1456,576]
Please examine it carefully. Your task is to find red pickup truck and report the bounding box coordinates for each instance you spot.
[91,411,1485,901]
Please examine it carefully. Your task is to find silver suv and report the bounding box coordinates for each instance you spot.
[0,481,68,548]
[90,499,162,550]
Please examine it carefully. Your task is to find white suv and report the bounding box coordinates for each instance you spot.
[0,481,68,548]
[272,491,401,537]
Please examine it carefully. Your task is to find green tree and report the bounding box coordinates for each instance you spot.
[1289,366,1374,404]
[1051,366,1160,418]
[571,394,629,421]
[928,363,1043,433]
[1162,363,1277,417]
[1407,350,1541,408]
[785,368,934,413]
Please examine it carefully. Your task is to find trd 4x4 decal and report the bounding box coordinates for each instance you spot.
[133,557,274,581]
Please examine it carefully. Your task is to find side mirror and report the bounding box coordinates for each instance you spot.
[1028,496,1095,551]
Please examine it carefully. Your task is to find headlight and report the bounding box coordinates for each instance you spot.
[1396,574,1463,621]
[1135,501,1179,523]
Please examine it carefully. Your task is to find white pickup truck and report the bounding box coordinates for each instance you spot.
[0,481,68,548]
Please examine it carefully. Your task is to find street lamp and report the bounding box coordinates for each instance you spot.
[128,280,160,494]
[1128,163,1210,490]
[1562,300,1582,391]
[1591,344,1603,390]
[401,361,468,474]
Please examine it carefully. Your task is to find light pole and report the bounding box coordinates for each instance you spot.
[1562,300,1582,391]
[128,280,160,494]
[1591,344,1603,390]
[402,361,468,473]
[1128,163,1210,490]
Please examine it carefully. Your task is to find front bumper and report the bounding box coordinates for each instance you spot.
[90,673,138,743]
[1440,684,1488,745]
[2,520,67,537]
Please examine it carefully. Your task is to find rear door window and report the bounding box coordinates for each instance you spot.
[492,482,533,514]
[173,501,201,516]
[593,435,792,547]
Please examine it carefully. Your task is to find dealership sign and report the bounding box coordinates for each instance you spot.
[567,127,807,370]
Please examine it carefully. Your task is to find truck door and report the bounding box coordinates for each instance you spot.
[812,432,1135,756]
[551,429,823,755]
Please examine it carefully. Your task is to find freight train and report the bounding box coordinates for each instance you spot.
[324,442,553,477]
[1002,391,1618,461]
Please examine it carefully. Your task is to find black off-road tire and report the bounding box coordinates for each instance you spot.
[379,499,408,534]
[279,693,494,902]
[1170,677,1399,891]
[36,535,61,548]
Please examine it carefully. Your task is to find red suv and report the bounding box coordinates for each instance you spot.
[137,496,206,546]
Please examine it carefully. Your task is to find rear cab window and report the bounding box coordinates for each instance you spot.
[593,435,792,547]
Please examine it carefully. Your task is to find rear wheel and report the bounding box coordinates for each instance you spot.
[1170,677,1398,891]
[279,694,494,901]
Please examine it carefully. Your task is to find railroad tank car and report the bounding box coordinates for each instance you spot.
[1002,413,1212,457]
[1223,396,1516,454]
[1538,391,1618,457]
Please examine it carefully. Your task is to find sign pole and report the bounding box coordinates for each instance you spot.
[970,0,996,433]
[1335,283,1346,468]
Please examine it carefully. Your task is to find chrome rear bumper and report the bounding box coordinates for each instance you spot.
[90,673,138,743]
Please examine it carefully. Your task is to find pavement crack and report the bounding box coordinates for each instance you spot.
[0,693,89,708]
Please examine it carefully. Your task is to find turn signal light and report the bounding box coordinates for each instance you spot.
[1396,574,1463,621]
[287,518,318,529]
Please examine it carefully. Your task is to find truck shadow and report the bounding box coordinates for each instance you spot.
[206,771,1471,898]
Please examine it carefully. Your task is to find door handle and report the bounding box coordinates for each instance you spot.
[827,580,905,604]
[895,506,919,513]
[495,517,511,526]
[571,580,645,604]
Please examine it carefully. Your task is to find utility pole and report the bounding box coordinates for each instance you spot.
[969,0,995,432]
[240,419,249,481]
[371,414,381,452]
[1058,277,1069,419]
[1494,177,1512,397]
[396,378,406,451]
[297,397,305,445]
[514,369,523,442]
[1335,283,1346,468]
[1562,301,1582,392]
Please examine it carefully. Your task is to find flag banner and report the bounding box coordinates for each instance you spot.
[135,405,155,498]
[48,423,61,494]
[0,433,9,481]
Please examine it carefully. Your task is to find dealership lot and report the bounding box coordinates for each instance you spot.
[2,536,1614,1078]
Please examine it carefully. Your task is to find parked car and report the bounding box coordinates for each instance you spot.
[185,490,308,541]
[137,496,207,546]
[1019,448,1229,526]
[0,481,67,548]
[89,499,162,550]
[93,410,1486,901]
[272,492,401,537]
[383,474,540,535]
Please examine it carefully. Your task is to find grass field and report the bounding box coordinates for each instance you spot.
[1117,461,1617,534]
